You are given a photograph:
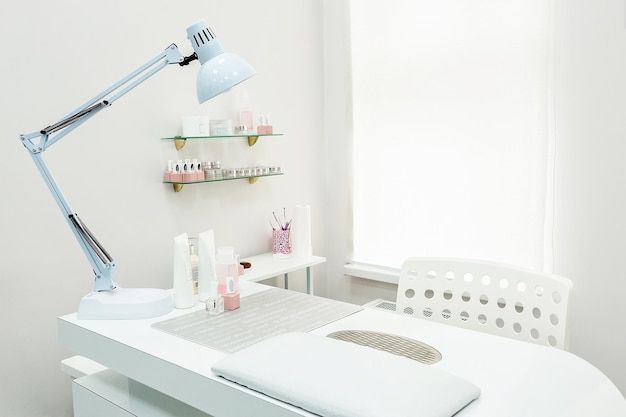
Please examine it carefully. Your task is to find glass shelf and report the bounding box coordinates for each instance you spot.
[161,133,283,148]
[164,172,284,192]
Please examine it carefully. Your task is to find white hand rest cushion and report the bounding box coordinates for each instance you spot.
[212,332,480,417]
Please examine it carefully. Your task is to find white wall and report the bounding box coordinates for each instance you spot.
[0,1,324,415]
[321,0,400,307]
[552,0,626,396]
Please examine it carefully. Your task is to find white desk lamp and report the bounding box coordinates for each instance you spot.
[19,20,255,320]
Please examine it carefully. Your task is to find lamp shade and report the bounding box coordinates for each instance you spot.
[186,20,256,103]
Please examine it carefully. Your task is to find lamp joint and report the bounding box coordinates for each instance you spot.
[164,43,184,65]
[179,52,198,67]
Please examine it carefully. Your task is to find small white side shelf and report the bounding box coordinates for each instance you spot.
[240,252,326,295]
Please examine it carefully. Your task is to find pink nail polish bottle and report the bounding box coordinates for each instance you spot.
[164,160,173,181]
[171,161,184,183]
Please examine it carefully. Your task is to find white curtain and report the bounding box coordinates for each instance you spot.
[349,0,554,271]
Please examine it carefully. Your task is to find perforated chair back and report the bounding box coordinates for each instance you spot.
[396,257,573,349]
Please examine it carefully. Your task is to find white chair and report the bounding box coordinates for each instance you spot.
[396,257,573,349]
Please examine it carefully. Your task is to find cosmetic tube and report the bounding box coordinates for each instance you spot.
[189,239,199,295]
[173,233,195,309]
[198,229,217,302]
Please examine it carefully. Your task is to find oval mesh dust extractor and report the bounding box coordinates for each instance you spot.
[327,330,442,365]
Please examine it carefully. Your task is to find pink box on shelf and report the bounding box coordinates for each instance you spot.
[223,292,240,310]
[257,125,273,135]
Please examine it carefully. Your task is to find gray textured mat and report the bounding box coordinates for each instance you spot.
[153,287,362,352]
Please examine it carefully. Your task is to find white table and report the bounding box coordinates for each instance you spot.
[59,282,626,417]
[239,252,326,294]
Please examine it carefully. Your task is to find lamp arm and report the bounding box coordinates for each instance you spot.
[20,44,190,292]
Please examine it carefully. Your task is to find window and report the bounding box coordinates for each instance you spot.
[349,1,554,271]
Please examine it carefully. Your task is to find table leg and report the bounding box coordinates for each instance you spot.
[306,266,314,295]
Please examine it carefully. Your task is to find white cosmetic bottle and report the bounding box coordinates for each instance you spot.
[198,229,217,302]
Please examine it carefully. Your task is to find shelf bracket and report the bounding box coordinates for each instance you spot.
[247,135,259,146]
[172,183,183,192]
[248,177,258,184]
[174,137,186,150]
